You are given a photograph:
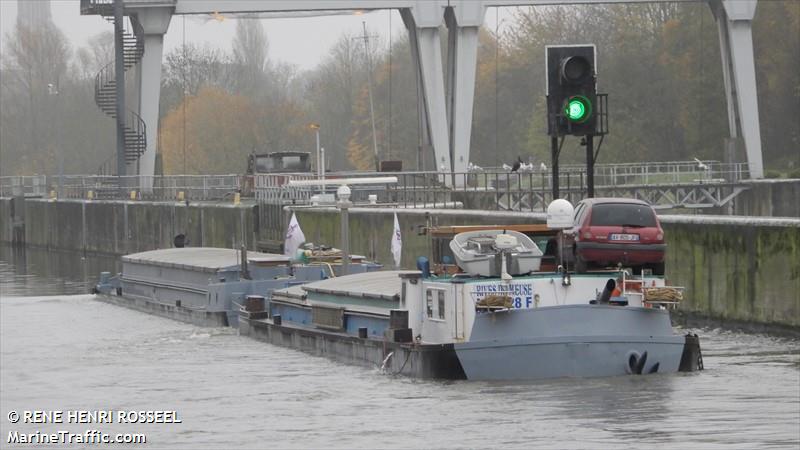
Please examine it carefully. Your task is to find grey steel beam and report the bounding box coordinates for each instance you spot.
[446,3,485,180]
[173,0,700,15]
[130,6,172,191]
[720,0,763,178]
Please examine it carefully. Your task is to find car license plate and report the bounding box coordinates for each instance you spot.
[610,233,639,241]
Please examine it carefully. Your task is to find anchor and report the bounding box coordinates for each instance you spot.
[627,351,661,375]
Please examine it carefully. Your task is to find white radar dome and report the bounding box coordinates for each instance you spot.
[336,184,351,201]
[546,199,574,229]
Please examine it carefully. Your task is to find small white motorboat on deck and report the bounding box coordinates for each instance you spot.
[449,229,542,277]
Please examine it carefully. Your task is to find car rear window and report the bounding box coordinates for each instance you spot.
[590,203,657,227]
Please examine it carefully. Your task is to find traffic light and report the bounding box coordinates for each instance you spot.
[546,45,597,136]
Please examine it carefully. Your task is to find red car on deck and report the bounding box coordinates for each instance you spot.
[565,198,666,275]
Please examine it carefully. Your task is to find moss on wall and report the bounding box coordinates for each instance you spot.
[17,199,256,255]
[663,222,797,327]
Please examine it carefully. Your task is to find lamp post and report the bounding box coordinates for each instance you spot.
[337,184,352,275]
[309,123,321,178]
[360,21,379,171]
[47,82,63,198]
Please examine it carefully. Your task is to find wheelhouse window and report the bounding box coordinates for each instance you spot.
[426,289,446,320]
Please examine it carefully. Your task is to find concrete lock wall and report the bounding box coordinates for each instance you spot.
[14,199,256,254]
[0,198,13,243]
[734,180,800,218]
[664,217,799,329]
[291,208,799,329]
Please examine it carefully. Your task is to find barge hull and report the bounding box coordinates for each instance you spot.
[239,313,465,379]
[454,305,690,380]
[97,294,228,327]
[455,338,685,380]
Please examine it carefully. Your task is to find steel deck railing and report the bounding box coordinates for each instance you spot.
[1,161,751,209]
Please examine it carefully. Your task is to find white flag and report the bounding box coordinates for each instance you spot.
[391,212,402,268]
[284,213,306,256]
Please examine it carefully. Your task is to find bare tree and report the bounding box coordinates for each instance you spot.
[231,19,268,95]
[1,21,71,175]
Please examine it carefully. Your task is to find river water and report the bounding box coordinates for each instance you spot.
[1,245,798,449]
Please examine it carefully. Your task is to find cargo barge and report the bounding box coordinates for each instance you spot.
[95,247,379,327]
[95,199,703,380]
[238,264,703,380]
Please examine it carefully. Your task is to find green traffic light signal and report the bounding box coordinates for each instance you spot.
[564,95,592,123]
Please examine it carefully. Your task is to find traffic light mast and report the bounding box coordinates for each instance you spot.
[546,45,608,200]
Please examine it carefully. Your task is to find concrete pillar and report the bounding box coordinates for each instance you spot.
[711,1,738,141]
[401,9,432,171]
[131,7,172,190]
[446,3,485,179]
[448,27,480,177]
[445,10,457,166]
[408,1,451,182]
[407,2,484,185]
[414,28,451,178]
[715,0,764,178]
[130,43,143,177]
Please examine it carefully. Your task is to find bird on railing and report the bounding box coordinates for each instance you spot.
[511,156,523,172]
[468,162,483,172]
[693,157,710,171]
[540,162,548,172]
[518,162,535,172]
[502,163,513,171]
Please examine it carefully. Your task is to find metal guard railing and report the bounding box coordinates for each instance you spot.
[253,161,751,209]
[1,161,751,207]
[0,175,241,201]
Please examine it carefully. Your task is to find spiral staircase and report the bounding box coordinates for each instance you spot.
[82,0,147,173]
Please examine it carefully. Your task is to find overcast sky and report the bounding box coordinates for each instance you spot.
[0,0,515,71]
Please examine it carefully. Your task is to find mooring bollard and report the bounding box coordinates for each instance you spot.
[245,295,265,312]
